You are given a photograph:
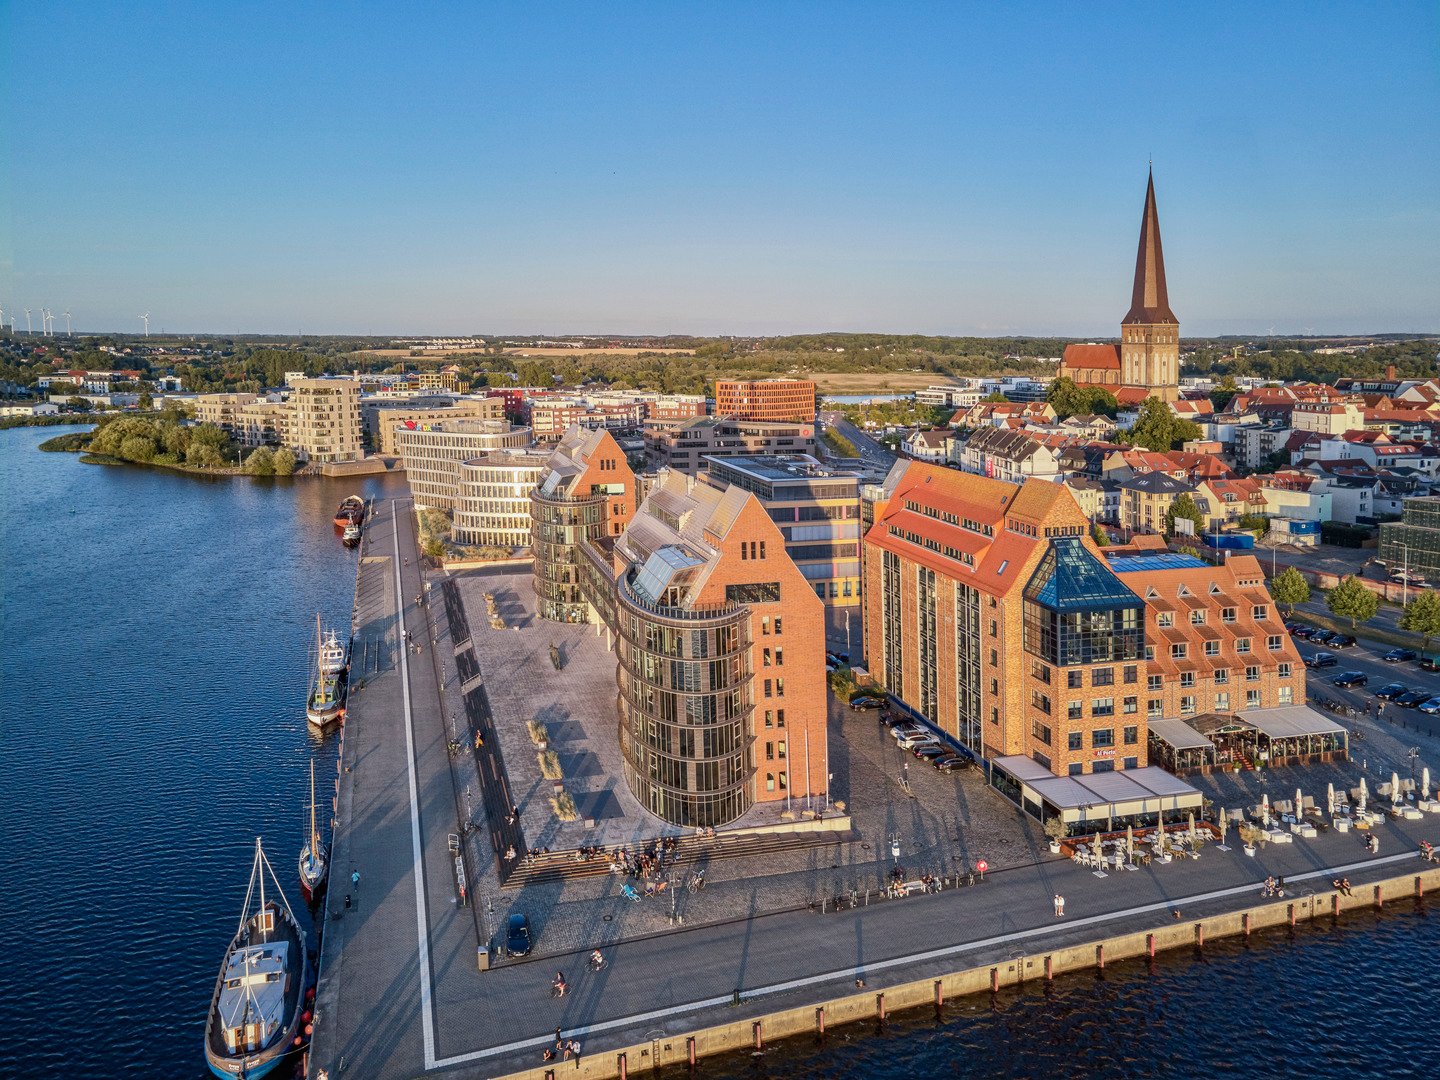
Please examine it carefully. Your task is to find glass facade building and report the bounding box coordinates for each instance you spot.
[1379,497,1440,581]
[1022,539,1145,666]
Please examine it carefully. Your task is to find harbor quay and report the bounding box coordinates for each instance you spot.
[309,499,1440,1080]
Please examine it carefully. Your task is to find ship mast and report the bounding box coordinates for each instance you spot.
[309,760,318,856]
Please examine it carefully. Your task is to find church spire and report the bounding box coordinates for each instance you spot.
[1122,168,1177,325]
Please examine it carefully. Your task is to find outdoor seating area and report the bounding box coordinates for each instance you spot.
[990,755,1205,838]
[1226,767,1440,852]
[1148,706,1349,776]
[1066,818,1212,872]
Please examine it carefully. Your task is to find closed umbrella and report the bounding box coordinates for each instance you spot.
[1295,786,1304,822]
[1358,778,1368,814]
[1391,770,1402,806]
[1424,767,1432,802]
[1261,793,1271,829]
[1092,833,1103,861]
[1187,811,1196,840]
[1216,809,1226,847]
[1126,824,1135,862]
[1327,782,1336,816]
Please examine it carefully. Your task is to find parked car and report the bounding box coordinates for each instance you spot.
[1305,652,1338,669]
[506,913,532,957]
[1292,625,1318,639]
[1375,682,1409,700]
[1396,689,1432,708]
[849,696,886,711]
[1418,696,1440,715]
[1331,671,1368,688]
[1383,648,1418,663]
[1419,656,1440,672]
[827,651,849,666]
[1328,634,1358,649]
[1309,630,1338,645]
[891,725,925,743]
[915,744,951,761]
[897,732,939,750]
[933,754,970,772]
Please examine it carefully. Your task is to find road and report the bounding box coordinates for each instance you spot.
[1297,624,1440,745]
[819,409,897,470]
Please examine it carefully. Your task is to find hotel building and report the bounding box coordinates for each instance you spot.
[715,379,817,423]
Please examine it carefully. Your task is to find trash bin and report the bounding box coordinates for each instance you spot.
[476,946,490,972]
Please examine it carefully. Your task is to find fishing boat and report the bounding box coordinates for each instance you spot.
[298,760,328,902]
[203,838,308,1079]
[306,615,346,728]
[332,495,365,529]
[341,522,362,548]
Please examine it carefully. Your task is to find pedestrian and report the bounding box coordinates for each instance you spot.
[1054,893,1064,917]
[1342,877,1353,896]
[554,1027,562,1048]
[352,869,361,892]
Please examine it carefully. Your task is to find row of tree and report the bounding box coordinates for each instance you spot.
[85,414,236,468]
[1270,566,1440,651]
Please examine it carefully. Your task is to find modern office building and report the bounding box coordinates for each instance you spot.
[394,420,532,510]
[285,379,363,463]
[715,378,817,423]
[701,455,862,607]
[574,470,828,826]
[453,449,550,550]
[363,396,504,455]
[531,427,639,622]
[646,417,816,473]
[1379,496,1440,581]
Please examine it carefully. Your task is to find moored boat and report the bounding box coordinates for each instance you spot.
[341,522,362,547]
[204,838,308,1079]
[333,495,365,529]
[306,615,347,728]
[298,760,328,902]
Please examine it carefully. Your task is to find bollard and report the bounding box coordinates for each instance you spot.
[1147,933,1155,958]
[753,1021,763,1050]
[617,1053,628,1080]
[1288,903,1296,927]
[815,1007,825,1038]
[1332,893,1341,917]
[934,979,944,1008]
[1096,944,1105,970]
[1044,955,1053,981]
[545,1072,555,1080]
[990,967,999,992]
[877,993,886,1023]
[1375,884,1384,910]
[1243,912,1251,937]
[1418,876,1425,899]
[688,1036,697,1066]
[1195,923,1204,947]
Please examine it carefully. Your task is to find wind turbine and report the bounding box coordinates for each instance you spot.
[138,312,150,337]
[42,309,54,336]
[63,310,73,336]
[24,308,33,333]
[0,304,6,331]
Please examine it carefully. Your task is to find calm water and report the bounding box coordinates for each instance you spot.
[2,425,1437,1079]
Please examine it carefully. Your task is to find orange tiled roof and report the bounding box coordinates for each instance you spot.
[1062,343,1122,370]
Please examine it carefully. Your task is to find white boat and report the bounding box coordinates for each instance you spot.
[204,838,308,1079]
[318,626,347,677]
[298,760,328,902]
[307,616,346,728]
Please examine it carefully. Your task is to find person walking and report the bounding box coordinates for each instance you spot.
[1054,893,1065,917]
[352,869,361,892]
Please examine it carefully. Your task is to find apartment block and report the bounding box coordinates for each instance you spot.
[284,379,363,464]
[363,396,505,455]
[453,449,550,550]
[715,379,817,423]
[646,417,816,473]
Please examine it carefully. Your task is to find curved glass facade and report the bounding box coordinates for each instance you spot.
[614,580,755,827]
[530,491,605,622]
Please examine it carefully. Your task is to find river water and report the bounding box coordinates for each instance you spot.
[2,424,1437,1079]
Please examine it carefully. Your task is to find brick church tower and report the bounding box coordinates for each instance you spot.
[1119,169,1180,402]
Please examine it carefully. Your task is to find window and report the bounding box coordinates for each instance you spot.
[761,616,770,636]
[777,740,786,759]
[1124,665,1138,685]
[778,771,787,790]
[774,618,782,634]
[1222,607,1237,623]
[1148,674,1164,692]
[1214,668,1229,685]
[1267,635,1282,651]
[1190,610,1206,625]
[1068,670,1083,689]
[1123,725,1138,745]
[1068,762,1084,776]
[776,709,785,727]
[1144,645,1155,661]
[1278,663,1292,678]
[1148,699,1163,718]
[990,649,998,667]
[1181,695,1196,714]
[1180,672,1195,688]
[1246,689,1261,708]
[1215,691,1230,712]
[765,743,774,760]
[766,772,775,792]
[1068,701,1084,721]
[990,678,999,695]
[989,620,998,637]
[1237,638,1252,654]
[1032,721,1053,746]
[764,710,773,728]
[726,582,780,604]
[776,678,786,697]
[1123,696,1138,714]
[1093,760,1115,774]
[1031,660,1052,684]
[1171,643,1187,659]
[1092,697,1115,718]
[1246,666,1260,682]
[1204,640,1220,657]
[1278,686,1294,705]
[1252,604,1268,621]
[1093,667,1114,687]
[1092,728,1115,748]
[1157,612,1174,628]
[775,648,783,666]
[763,679,772,698]
[1031,691,1052,715]
[1068,731,1082,751]
[1123,757,1138,770]
[763,648,772,667]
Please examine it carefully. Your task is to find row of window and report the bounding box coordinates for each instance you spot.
[1156,604,1271,627]
[1149,663,1293,688]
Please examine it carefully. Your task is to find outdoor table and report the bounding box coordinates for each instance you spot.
[1334,818,1352,833]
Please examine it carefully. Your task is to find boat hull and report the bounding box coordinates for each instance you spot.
[299,845,328,902]
[204,902,308,1080]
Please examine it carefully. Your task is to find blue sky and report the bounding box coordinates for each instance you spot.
[3,2,1437,337]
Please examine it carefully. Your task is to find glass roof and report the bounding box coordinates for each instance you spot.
[1109,553,1209,573]
[1024,538,1141,612]
[631,545,705,604]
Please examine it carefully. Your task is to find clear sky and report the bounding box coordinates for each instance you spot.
[3,1,1437,337]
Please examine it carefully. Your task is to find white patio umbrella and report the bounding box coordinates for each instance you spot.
[1216,810,1227,847]
[1092,833,1103,861]
[1358,778,1368,813]
[1327,781,1336,816]
[1126,824,1135,861]
[1261,793,1271,829]
[1187,811,1196,840]
[1295,787,1304,821]
[1391,770,1402,806]
[1424,767,1433,801]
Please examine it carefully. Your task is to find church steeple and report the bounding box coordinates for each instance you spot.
[1122,169,1177,326]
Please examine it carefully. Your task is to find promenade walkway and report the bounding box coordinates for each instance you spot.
[310,498,1440,1080]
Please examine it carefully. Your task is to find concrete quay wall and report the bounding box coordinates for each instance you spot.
[498,865,1440,1080]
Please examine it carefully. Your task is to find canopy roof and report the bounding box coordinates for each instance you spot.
[992,756,1201,811]
[1148,718,1215,752]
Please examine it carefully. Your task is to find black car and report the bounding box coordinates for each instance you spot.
[849,696,886,711]
[1309,630,1338,645]
[915,744,951,761]
[1331,671,1368,688]
[1396,689,1432,708]
[1305,652,1338,668]
[1292,625,1318,639]
[1421,656,1440,672]
[933,754,970,772]
[1328,634,1358,649]
[1375,682,1409,700]
[1383,648,1418,663]
[506,912,532,957]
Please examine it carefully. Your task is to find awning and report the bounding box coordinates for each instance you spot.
[1240,705,1346,740]
[1149,718,1215,752]
[992,756,1203,814]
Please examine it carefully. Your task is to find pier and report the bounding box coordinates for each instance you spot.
[310,498,1440,1080]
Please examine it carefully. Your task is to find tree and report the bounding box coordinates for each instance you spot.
[1046,376,1119,420]
[272,448,298,476]
[1326,575,1379,629]
[1127,396,1203,452]
[137,390,154,410]
[981,391,1009,403]
[421,537,445,559]
[244,446,276,475]
[1164,492,1205,539]
[1090,521,1110,547]
[1268,566,1310,614]
[1209,375,1239,412]
[1399,590,1440,653]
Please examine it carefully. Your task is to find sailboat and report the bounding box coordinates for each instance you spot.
[306,614,346,727]
[204,838,308,1079]
[298,760,329,902]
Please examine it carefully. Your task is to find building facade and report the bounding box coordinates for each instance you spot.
[364,396,505,455]
[284,379,363,463]
[453,449,550,549]
[1379,496,1440,580]
[646,417,816,473]
[714,379,817,423]
[393,420,532,510]
[531,427,639,622]
[702,455,862,607]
